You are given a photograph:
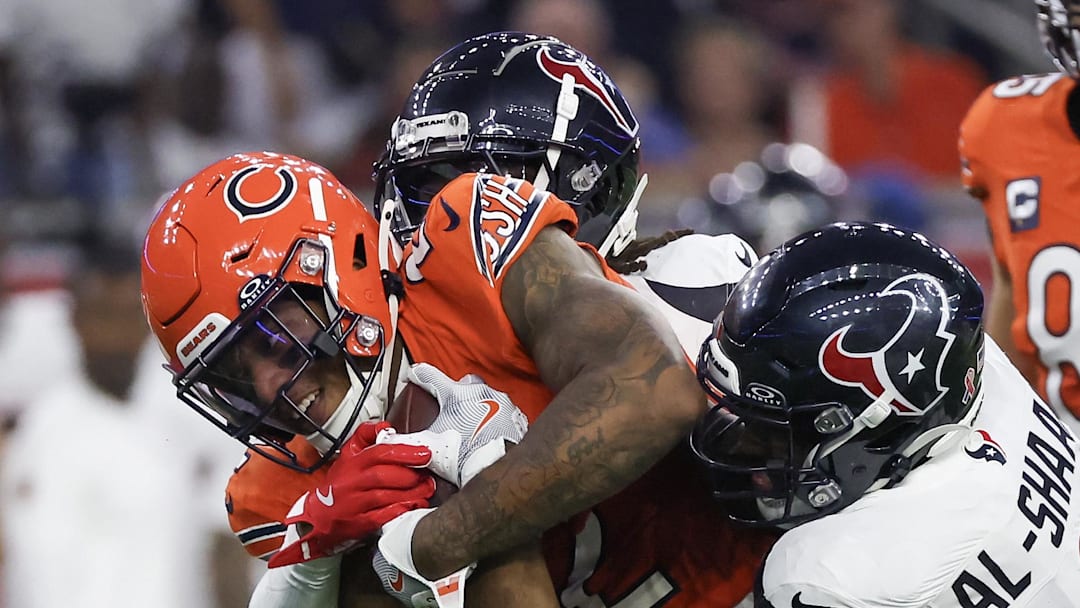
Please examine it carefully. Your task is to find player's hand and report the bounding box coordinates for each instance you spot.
[374,509,476,608]
[372,545,435,607]
[378,363,529,487]
[268,421,436,568]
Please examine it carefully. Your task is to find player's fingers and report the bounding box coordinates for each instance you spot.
[352,442,433,467]
[350,421,393,451]
[407,362,454,397]
[351,484,436,513]
[365,501,430,530]
[348,463,434,491]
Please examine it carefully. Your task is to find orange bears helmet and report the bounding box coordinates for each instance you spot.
[141,152,395,472]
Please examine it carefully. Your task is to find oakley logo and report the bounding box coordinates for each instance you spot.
[745,383,785,408]
[225,164,298,222]
[238,274,273,310]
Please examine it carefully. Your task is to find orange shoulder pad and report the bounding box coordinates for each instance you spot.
[225,438,326,559]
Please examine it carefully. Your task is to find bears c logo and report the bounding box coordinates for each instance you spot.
[225,164,297,222]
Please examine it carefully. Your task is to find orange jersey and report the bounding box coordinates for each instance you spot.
[226,437,325,559]
[959,72,1080,419]
[398,173,774,607]
[224,173,774,605]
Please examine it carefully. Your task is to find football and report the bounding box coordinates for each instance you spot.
[385,381,458,504]
[386,381,441,433]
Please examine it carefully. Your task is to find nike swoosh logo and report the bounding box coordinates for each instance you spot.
[440,197,460,231]
[315,486,334,507]
[389,570,404,593]
[736,243,753,267]
[792,591,833,608]
[471,399,501,440]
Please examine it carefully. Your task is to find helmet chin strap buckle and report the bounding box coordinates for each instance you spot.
[808,479,841,508]
[814,405,854,434]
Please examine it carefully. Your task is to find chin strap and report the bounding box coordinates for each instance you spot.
[378,197,405,408]
[597,173,647,258]
[533,73,579,192]
[869,385,986,493]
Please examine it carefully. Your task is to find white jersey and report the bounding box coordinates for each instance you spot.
[1,375,194,607]
[759,339,1080,607]
[621,233,757,356]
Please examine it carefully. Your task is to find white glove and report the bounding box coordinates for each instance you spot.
[375,509,475,608]
[377,363,529,487]
[372,547,435,607]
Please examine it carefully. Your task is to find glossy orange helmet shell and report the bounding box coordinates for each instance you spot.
[142,151,393,470]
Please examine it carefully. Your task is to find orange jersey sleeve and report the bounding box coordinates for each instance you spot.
[959,72,1080,417]
[397,172,582,420]
[396,173,774,606]
[225,438,326,559]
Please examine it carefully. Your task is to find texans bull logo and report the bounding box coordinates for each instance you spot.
[818,273,956,416]
[965,429,1007,465]
[536,46,638,136]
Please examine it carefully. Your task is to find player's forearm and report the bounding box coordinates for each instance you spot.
[408,227,704,578]
[410,356,702,578]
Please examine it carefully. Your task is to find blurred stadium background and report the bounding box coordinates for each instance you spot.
[0,0,1055,605]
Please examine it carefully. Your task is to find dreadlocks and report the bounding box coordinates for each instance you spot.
[605,229,695,274]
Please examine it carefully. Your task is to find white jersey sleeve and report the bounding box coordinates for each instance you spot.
[758,338,1080,607]
[620,233,756,357]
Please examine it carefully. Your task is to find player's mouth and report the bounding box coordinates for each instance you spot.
[296,389,321,416]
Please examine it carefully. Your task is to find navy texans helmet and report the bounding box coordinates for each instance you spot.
[690,222,985,527]
[373,31,642,256]
[1038,0,1080,77]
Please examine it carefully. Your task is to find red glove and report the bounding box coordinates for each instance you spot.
[268,421,435,568]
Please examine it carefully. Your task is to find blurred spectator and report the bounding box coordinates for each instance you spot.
[0,241,193,607]
[0,238,253,607]
[508,0,690,167]
[217,0,354,162]
[0,0,187,205]
[334,35,454,201]
[508,0,613,62]
[129,334,257,608]
[145,22,255,195]
[646,17,780,211]
[788,0,987,182]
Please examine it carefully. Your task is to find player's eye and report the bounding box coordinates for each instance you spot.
[253,320,289,357]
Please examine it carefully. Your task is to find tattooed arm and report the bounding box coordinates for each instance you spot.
[409,226,707,579]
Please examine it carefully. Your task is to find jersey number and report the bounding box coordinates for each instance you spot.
[560,513,674,608]
[993,73,1065,98]
[1027,245,1080,413]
